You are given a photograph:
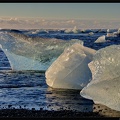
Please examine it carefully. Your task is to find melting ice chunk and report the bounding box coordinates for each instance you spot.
[80,45,120,111]
[45,43,96,90]
[94,35,106,43]
[0,32,82,71]
[1,48,51,71]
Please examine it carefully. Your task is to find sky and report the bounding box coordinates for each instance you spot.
[0,3,120,29]
[0,3,120,20]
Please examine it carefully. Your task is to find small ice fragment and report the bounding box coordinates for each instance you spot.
[94,35,106,43]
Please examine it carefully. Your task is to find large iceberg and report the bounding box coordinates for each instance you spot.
[0,31,82,71]
[45,43,96,90]
[80,45,120,111]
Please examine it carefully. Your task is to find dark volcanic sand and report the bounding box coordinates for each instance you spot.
[0,108,104,118]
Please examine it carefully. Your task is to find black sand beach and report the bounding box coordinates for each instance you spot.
[0,108,103,118]
[1,104,120,118]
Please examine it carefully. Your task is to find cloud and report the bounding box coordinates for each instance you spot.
[0,17,119,29]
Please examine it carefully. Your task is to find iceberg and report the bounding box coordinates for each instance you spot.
[0,45,51,70]
[107,28,120,37]
[106,32,116,37]
[64,26,80,34]
[114,28,120,37]
[64,29,72,34]
[107,29,110,33]
[72,26,80,34]
[80,45,120,111]
[45,43,96,90]
[0,31,82,71]
[94,35,106,43]
[88,32,94,36]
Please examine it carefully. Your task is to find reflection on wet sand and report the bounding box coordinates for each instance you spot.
[45,87,94,112]
[93,104,120,117]
[46,87,120,117]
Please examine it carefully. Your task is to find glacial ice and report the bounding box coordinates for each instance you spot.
[94,35,106,43]
[88,32,94,36]
[0,46,51,70]
[80,45,120,111]
[0,31,82,71]
[64,26,80,34]
[106,28,120,37]
[106,32,116,37]
[64,29,72,33]
[72,26,79,34]
[114,28,120,37]
[45,43,96,90]
[107,29,110,33]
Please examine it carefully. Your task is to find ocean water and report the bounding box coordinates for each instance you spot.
[0,28,120,114]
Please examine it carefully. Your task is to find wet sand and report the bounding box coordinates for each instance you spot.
[0,108,103,118]
[1,103,120,118]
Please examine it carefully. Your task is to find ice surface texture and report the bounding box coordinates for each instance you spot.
[45,43,96,90]
[80,45,120,111]
[0,31,82,71]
